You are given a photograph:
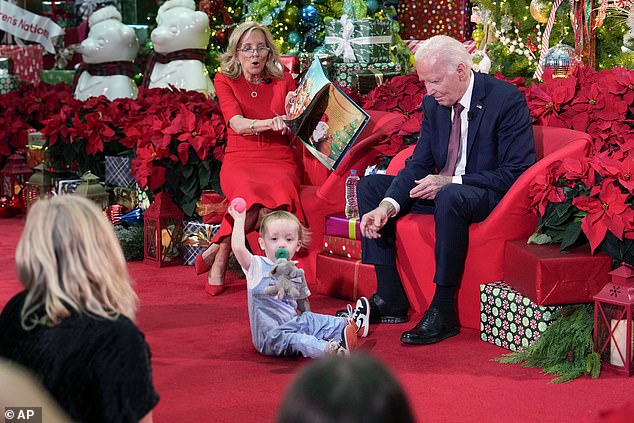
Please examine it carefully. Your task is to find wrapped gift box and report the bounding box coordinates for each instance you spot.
[323,235,362,260]
[181,219,220,265]
[298,52,336,76]
[315,253,376,301]
[504,240,612,306]
[0,75,21,94]
[331,62,401,92]
[324,17,392,64]
[55,178,82,195]
[40,69,75,85]
[480,282,562,351]
[325,213,361,239]
[105,155,136,188]
[197,190,228,224]
[0,45,43,84]
[279,56,300,79]
[398,0,474,41]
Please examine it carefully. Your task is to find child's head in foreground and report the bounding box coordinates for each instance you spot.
[258,211,310,261]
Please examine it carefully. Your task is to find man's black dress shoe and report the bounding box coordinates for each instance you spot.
[400,307,459,345]
[336,294,409,324]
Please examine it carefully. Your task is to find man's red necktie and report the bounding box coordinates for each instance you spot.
[439,103,465,176]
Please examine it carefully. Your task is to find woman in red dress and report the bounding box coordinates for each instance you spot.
[195,21,303,295]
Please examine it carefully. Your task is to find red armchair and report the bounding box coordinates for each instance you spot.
[298,110,407,286]
[385,125,592,329]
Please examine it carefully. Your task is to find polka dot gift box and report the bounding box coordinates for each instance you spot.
[480,282,566,352]
[398,0,475,42]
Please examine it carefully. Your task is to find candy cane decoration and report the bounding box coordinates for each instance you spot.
[534,0,568,79]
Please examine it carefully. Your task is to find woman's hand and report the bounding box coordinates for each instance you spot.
[270,115,289,134]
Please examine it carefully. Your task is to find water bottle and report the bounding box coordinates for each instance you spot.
[345,169,360,219]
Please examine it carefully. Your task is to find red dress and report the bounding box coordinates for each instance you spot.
[212,71,303,241]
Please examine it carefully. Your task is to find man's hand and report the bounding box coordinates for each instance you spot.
[410,175,453,200]
[360,201,394,239]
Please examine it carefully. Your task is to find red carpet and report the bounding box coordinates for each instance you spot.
[1,216,632,422]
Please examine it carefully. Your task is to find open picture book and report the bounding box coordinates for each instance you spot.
[284,59,370,170]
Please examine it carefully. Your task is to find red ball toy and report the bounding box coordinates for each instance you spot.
[231,197,246,213]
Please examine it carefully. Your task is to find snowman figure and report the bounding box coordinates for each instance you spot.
[143,0,215,97]
[73,6,139,101]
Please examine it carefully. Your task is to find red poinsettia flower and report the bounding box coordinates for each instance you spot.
[529,160,567,216]
[590,155,634,194]
[602,66,634,108]
[523,75,577,127]
[563,82,628,132]
[573,179,634,251]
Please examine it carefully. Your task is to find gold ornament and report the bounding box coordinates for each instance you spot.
[472,24,485,48]
[530,0,551,24]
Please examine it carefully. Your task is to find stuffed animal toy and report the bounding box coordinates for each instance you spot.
[265,248,310,301]
[144,0,215,97]
[73,6,139,101]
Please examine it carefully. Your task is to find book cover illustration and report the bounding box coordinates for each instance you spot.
[286,60,369,170]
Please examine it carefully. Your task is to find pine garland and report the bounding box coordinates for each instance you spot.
[496,304,601,383]
[113,224,145,261]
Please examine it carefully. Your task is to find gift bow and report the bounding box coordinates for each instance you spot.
[324,15,392,62]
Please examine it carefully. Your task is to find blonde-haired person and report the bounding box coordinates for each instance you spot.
[0,195,159,423]
[195,21,303,296]
[228,206,371,357]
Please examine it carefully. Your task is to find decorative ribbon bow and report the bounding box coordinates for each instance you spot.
[324,15,392,62]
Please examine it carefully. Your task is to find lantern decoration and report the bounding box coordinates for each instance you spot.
[143,192,184,267]
[543,43,577,78]
[0,153,33,213]
[23,163,53,210]
[593,264,634,376]
[75,171,109,210]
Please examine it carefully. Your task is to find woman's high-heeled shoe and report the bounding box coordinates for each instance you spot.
[194,244,219,275]
[205,284,226,296]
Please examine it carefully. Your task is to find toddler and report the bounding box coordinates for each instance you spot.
[228,205,370,357]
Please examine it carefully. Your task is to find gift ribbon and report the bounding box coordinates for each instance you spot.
[348,217,359,240]
[324,15,392,62]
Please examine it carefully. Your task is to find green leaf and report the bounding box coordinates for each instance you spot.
[528,233,552,245]
[560,221,583,251]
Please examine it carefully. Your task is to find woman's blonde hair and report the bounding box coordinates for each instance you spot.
[16,195,138,330]
[260,210,311,249]
[220,21,284,80]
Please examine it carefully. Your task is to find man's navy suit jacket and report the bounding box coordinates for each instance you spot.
[385,72,536,210]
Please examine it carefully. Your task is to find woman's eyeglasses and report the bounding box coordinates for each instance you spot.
[238,47,270,56]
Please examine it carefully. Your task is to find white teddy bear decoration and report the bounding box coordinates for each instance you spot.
[73,6,139,101]
[143,0,215,97]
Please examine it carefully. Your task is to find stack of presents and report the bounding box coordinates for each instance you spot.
[315,213,376,300]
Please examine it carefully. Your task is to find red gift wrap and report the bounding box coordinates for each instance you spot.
[323,235,362,260]
[0,45,43,84]
[315,253,376,301]
[504,240,612,306]
[398,0,473,41]
[279,56,300,79]
[325,213,361,239]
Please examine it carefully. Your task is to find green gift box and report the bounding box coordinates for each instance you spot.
[480,282,564,351]
[0,75,21,94]
[331,62,401,92]
[40,70,75,86]
[324,16,392,64]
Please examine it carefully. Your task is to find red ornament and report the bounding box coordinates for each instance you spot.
[215,29,227,44]
[0,196,16,218]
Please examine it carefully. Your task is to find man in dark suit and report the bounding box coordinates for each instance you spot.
[350,35,535,345]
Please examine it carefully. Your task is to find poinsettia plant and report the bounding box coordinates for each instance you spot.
[360,73,426,159]
[525,66,634,264]
[40,87,226,216]
[0,82,72,163]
